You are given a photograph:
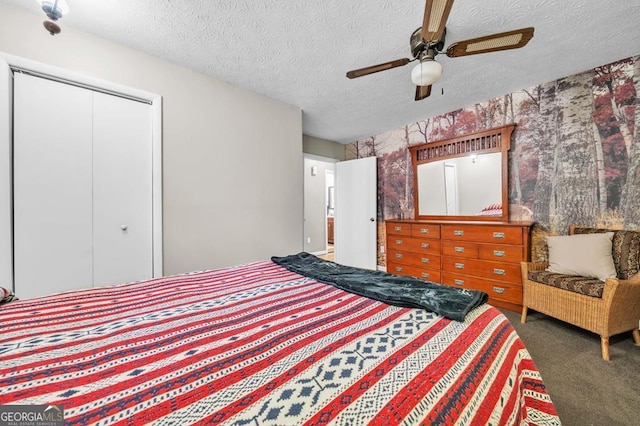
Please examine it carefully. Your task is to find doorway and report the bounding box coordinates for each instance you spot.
[303,155,336,258]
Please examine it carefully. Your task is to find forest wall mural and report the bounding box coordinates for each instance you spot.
[345,54,640,266]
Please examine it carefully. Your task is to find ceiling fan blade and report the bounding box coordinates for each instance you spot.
[346,58,411,79]
[421,0,455,43]
[415,85,432,101]
[446,27,535,57]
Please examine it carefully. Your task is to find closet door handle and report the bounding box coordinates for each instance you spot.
[120,225,128,231]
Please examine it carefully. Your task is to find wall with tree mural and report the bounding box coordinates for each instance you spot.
[346,55,639,266]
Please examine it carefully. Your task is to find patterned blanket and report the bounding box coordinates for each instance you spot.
[0,261,559,425]
[272,252,488,321]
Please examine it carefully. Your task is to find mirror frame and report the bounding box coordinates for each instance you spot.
[409,124,514,222]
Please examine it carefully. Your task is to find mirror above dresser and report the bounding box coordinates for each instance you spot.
[409,125,514,222]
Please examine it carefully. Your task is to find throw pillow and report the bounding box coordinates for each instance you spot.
[546,232,617,281]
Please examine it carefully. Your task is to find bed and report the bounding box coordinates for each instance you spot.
[0,255,559,425]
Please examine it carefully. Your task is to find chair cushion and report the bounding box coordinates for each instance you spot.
[528,270,605,298]
[572,227,640,279]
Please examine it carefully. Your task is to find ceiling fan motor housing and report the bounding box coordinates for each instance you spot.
[411,27,446,58]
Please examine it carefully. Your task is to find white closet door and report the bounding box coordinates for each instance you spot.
[92,93,153,286]
[13,73,94,299]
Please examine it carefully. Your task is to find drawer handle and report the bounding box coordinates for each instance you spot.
[454,279,465,286]
[395,253,403,259]
[493,286,506,294]
[421,258,429,264]
[420,228,429,234]
[455,263,465,269]
[421,243,430,249]
[454,246,464,253]
[454,230,464,236]
[395,267,403,272]
[394,226,402,231]
[395,239,403,245]
[492,232,505,239]
[493,250,506,257]
[421,272,430,279]
[493,268,506,275]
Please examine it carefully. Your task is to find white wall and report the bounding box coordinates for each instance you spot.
[303,135,345,161]
[0,3,303,275]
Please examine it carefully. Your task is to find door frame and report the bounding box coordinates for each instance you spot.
[0,53,163,290]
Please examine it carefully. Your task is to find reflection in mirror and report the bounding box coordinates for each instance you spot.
[417,152,502,216]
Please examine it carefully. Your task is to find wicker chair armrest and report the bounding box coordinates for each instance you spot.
[522,261,549,272]
[602,272,640,310]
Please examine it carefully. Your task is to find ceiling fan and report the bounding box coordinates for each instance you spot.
[346,0,534,101]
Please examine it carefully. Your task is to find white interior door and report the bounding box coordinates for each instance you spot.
[334,157,377,269]
[92,93,153,286]
[13,73,94,298]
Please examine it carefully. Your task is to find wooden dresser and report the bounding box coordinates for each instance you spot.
[386,220,531,312]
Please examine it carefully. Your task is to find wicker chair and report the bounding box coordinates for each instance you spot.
[521,225,640,360]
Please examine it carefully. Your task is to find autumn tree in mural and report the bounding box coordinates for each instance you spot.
[346,55,639,265]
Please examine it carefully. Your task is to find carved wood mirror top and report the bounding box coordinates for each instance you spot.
[409,124,514,222]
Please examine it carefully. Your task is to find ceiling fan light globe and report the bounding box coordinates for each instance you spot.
[411,60,442,86]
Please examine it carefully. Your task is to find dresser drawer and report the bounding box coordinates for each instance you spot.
[441,240,479,259]
[387,262,441,282]
[387,249,441,269]
[442,272,522,305]
[478,244,523,264]
[441,225,523,245]
[388,236,440,254]
[411,223,440,238]
[441,257,521,284]
[386,222,411,236]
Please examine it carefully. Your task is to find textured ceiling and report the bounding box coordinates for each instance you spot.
[3,1,640,143]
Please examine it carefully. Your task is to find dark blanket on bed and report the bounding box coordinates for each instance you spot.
[272,252,488,322]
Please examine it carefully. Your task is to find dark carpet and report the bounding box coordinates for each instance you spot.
[500,308,640,426]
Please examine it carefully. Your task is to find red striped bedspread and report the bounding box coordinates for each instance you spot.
[0,260,559,425]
